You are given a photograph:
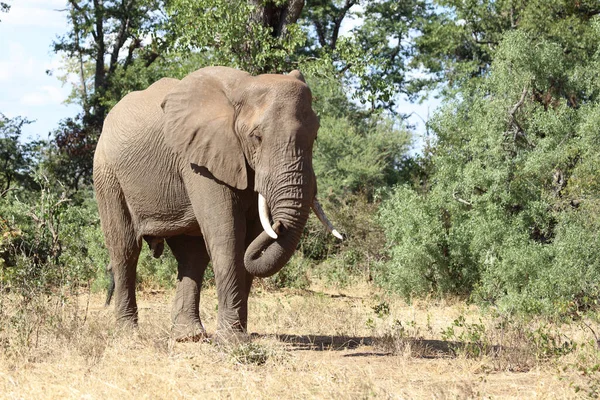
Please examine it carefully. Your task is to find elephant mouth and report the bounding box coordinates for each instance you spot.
[257,193,342,240]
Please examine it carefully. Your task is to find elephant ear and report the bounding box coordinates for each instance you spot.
[289,70,306,83]
[161,74,247,190]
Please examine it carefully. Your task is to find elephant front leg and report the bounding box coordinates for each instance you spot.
[206,232,251,342]
[167,235,209,342]
[214,259,250,333]
[184,171,253,342]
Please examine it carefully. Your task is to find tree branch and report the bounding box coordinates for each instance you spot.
[504,86,533,147]
[452,188,472,207]
[330,0,357,49]
[313,19,328,48]
[123,37,141,69]
[109,21,130,73]
[69,0,97,41]
[0,187,16,198]
[70,3,89,114]
[508,86,528,118]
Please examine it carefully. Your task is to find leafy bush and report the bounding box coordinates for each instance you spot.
[378,29,600,316]
[0,182,101,295]
[377,185,478,297]
[313,114,410,200]
[0,180,183,296]
[265,254,311,290]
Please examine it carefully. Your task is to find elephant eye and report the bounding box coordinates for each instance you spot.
[250,129,262,143]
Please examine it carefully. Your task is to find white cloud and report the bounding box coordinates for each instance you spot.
[20,85,67,106]
[19,0,66,6]
[0,1,76,139]
[0,42,37,81]
[2,1,66,28]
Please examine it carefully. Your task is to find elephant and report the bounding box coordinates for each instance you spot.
[93,66,341,341]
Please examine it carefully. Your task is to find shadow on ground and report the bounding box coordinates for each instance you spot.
[251,333,467,358]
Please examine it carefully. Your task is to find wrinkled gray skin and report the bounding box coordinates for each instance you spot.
[94,67,319,340]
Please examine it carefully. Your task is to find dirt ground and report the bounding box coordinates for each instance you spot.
[0,283,597,399]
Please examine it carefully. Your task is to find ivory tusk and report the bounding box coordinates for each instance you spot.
[258,193,278,239]
[312,198,343,240]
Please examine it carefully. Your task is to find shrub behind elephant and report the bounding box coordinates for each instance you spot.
[94,66,340,341]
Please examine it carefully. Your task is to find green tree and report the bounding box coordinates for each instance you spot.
[302,0,430,109]
[0,114,41,195]
[380,24,600,315]
[166,0,306,74]
[50,0,169,191]
[415,0,600,92]
[166,0,431,110]
[54,0,167,127]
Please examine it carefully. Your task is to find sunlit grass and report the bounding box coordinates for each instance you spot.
[0,283,598,399]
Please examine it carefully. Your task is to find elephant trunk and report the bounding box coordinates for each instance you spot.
[244,170,312,278]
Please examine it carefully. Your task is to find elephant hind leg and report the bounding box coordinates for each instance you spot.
[166,235,209,342]
[95,169,142,325]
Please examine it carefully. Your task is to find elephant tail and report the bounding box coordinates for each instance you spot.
[105,263,115,307]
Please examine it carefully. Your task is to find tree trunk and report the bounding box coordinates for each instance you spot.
[249,0,305,38]
[92,0,106,129]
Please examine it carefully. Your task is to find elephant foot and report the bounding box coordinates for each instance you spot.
[213,322,250,345]
[172,321,207,343]
[116,313,139,329]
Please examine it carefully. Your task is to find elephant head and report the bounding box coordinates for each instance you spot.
[161,67,340,278]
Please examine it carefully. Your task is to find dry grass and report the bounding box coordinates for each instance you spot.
[1,282,599,399]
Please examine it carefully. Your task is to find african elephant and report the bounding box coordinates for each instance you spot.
[93,66,340,341]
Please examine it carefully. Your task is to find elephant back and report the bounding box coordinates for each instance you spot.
[98,77,180,164]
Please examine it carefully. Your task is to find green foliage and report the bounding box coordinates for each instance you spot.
[308,194,387,286]
[58,194,110,292]
[415,0,600,92]
[302,0,430,109]
[379,26,600,316]
[165,0,306,74]
[313,115,410,198]
[42,116,97,193]
[54,0,167,113]
[265,254,310,289]
[377,185,478,297]
[136,245,178,290]
[440,313,575,363]
[441,315,491,358]
[0,182,101,294]
[0,114,42,194]
[291,69,412,284]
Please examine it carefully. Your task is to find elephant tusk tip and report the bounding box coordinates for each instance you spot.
[259,193,278,239]
[332,229,343,240]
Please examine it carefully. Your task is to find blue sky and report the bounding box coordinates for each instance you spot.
[0,1,436,150]
[0,0,78,141]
